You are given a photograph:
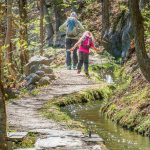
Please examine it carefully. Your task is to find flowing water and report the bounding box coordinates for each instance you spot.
[63,102,150,150]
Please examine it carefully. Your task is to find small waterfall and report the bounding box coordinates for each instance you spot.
[105,74,114,84]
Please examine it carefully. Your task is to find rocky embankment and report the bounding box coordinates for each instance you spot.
[24,55,55,89]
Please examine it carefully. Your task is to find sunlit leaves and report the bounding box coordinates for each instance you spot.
[141,5,150,52]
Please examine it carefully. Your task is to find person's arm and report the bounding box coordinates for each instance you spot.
[91,42,103,52]
[92,46,100,51]
[59,21,67,32]
[70,37,82,51]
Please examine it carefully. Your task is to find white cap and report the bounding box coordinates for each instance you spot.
[70,12,77,18]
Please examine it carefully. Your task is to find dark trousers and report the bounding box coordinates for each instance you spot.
[77,51,89,73]
[66,38,78,67]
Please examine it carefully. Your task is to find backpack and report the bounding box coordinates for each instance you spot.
[66,17,78,37]
[81,36,92,49]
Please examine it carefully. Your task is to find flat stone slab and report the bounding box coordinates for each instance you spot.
[82,134,104,143]
[14,148,36,150]
[7,132,28,141]
[82,137,103,143]
[30,129,84,138]
[30,129,104,149]
[35,136,83,149]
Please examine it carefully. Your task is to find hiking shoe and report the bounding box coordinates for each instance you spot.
[73,65,77,70]
[77,70,81,74]
[67,66,71,70]
[73,66,77,70]
[85,72,90,77]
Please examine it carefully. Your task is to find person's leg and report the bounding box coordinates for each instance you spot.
[83,53,89,75]
[77,52,83,73]
[66,51,71,69]
[72,49,78,69]
[72,39,78,68]
[66,38,72,69]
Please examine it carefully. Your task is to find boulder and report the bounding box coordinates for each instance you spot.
[45,74,55,80]
[29,55,52,65]
[44,54,54,59]
[24,55,52,75]
[25,73,40,85]
[35,70,45,77]
[27,84,37,91]
[38,76,50,86]
[30,64,39,74]
[103,12,133,60]
[40,65,53,74]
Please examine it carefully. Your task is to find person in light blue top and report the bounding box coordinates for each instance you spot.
[59,12,85,70]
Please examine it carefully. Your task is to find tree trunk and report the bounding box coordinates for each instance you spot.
[101,0,110,38]
[129,0,150,82]
[54,6,61,33]
[5,0,16,79]
[40,0,44,55]
[0,2,5,81]
[53,1,64,47]
[19,0,29,73]
[0,47,8,150]
[43,1,54,46]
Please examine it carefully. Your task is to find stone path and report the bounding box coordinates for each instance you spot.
[7,56,107,150]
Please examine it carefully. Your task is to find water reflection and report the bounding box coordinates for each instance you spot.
[63,102,150,150]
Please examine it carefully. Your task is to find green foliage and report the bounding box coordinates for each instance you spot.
[30,88,40,95]
[135,116,150,136]
[19,88,28,97]
[119,1,129,11]
[13,132,37,149]
[90,59,130,87]
[101,86,150,137]
[99,86,113,100]
[142,5,150,52]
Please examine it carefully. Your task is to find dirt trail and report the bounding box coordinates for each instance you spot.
[7,69,96,131]
[7,60,106,149]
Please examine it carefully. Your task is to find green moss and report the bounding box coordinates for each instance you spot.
[97,58,150,137]
[135,116,150,136]
[100,86,113,100]
[113,108,129,122]
[13,132,37,149]
[30,88,40,95]
[142,4,150,52]
[40,85,113,130]
[101,85,150,136]
[105,104,117,117]
[41,104,71,122]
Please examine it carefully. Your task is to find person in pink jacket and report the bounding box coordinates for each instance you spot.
[70,31,103,76]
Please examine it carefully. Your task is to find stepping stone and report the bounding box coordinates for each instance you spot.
[35,136,83,149]
[30,129,84,138]
[82,137,103,143]
[14,148,36,150]
[82,134,104,143]
[7,132,28,142]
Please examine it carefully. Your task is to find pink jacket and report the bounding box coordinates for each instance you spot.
[78,36,95,54]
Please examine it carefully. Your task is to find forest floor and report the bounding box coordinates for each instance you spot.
[7,54,107,150]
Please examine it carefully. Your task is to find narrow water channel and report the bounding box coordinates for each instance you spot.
[63,102,150,150]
